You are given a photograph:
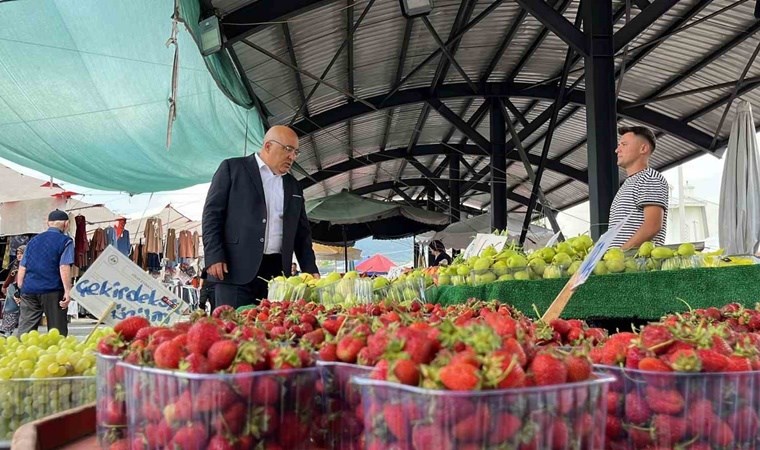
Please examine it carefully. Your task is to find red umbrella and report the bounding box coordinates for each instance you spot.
[356,254,396,275]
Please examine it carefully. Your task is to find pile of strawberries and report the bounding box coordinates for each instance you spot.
[592,303,760,449]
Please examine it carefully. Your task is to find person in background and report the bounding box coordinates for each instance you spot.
[291,263,299,276]
[198,267,216,313]
[16,210,74,336]
[202,125,319,308]
[430,240,452,266]
[0,246,26,335]
[609,126,669,249]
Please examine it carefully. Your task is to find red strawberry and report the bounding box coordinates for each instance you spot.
[624,393,651,425]
[187,320,222,355]
[598,340,628,366]
[488,413,521,444]
[497,362,526,389]
[652,414,687,445]
[606,414,623,439]
[392,358,420,386]
[439,363,480,391]
[268,347,302,369]
[211,304,235,318]
[195,380,239,412]
[336,336,365,363]
[97,334,126,356]
[501,337,528,367]
[213,402,246,435]
[207,340,238,372]
[102,399,126,426]
[207,435,236,450]
[404,335,436,364]
[529,353,567,386]
[550,420,569,450]
[252,376,280,406]
[624,346,648,369]
[170,423,208,450]
[154,340,183,369]
[383,404,411,441]
[318,342,338,362]
[453,405,491,442]
[565,355,592,382]
[181,353,210,373]
[144,421,172,447]
[710,334,733,355]
[726,355,752,372]
[697,348,729,372]
[322,316,345,336]
[549,318,571,336]
[709,420,735,446]
[108,440,130,450]
[412,424,451,450]
[114,316,150,341]
[645,386,684,415]
[640,324,674,354]
[301,328,325,348]
[727,406,759,442]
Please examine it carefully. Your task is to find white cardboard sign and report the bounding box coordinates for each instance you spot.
[463,233,510,259]
[71,246,186,326]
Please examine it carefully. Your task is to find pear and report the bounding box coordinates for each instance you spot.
[637,241,655,258]
[496,249,517,262]
[373,277,390,290]
[567,260,582,276]
[481,246,497,258]
[543,265,563,279]
[326,272,342,283]
[677,243,696,257]
[624,258,640,273]
[475,272,497,285]
[555,242,576,257]
[540,247,556,264]
[473,257,492,272]
[514,270,531,281]
[343,271,359,280]
[456,265,471,277]
[492,260,509,276]
[593,261,608,275]
[438,274,451,286]
[497,273,514,281]
[651,247,674,260]
[552,252,573,270]
[528,258,546,276]
[606,258,626,273]
[603,248,625,262]
[507,255,528,269]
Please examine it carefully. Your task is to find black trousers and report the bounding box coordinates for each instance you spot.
[18,291,68,337]
[215,254,283,309]
[199,284,216,312]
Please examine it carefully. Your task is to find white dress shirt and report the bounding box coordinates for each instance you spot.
[255,154,284,254]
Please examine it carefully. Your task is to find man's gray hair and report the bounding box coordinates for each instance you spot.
[48,220,68,230]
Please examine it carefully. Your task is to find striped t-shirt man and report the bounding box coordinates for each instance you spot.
[609,167,669,248]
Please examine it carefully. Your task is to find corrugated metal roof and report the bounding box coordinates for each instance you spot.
[222,0,760,226]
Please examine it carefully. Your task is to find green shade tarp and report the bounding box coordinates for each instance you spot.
[305,191,451,244]
[0,0,264,193]
[429,265,760,320]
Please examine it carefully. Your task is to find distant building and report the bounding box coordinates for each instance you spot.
[666,184,718,245]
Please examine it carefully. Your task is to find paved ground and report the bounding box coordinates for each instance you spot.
[35,317,100,339]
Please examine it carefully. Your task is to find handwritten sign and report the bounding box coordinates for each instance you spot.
[463,233,510,259]
[71,246,186,325]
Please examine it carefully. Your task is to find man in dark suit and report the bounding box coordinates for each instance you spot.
[202,125,319,308]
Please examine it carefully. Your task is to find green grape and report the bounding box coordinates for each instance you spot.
[46,345,60,354]
[47,328,60,339]
[18,360,33,371]
[6,336,18,346]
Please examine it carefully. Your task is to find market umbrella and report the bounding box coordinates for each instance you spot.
[356,254,397,275]
[313,243,362,261]
[718,100,760,255]
[305,190,450,267]
[417,214,555,250]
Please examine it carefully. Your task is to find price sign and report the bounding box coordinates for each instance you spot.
[462,233,510,259]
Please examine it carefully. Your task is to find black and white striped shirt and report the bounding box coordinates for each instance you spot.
[609,167,669,248]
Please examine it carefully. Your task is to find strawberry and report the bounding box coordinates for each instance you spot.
[102,399,126,426]
[301,328,325,348]
[404,334,436,364]
[154,340,183,369]
[187,320,223,355]
[108,440,130,450]
[727,406,759,442]
[710,334,733,355]
[195,380,239,412]
[666,347,701,372]
[697,348,729,372]
[412,424,451,450]
[488,413,521,444]
[565,355,592,382]
[114,316,150,341]
[497,362,526,389]
[624,393,651,425]
[252,375,280,406]
[318,342,338,362]
[606,414,623,439]
[645,386,684,414]
[211,304,235,318]
[637,357,672,372]
[549,318,571,336]
[529,353,567,386]
[640,324,674,354]
[453,404,491,442]
[726,355,752,372]
[391,358,420,386]
[709,420,735,447]
[213,402,246,435]
[598,340,628,366]
[652,414,687,445]
[383,404,412,441]
[336,336,365,363]
[606,391,622,415]
[550,420,569,450]
[322,316,345,336]
[624,345,648,369]
[97,334,126,356]
[169,423,208,450]
[207,434,236,450]
[268,347,302,369]
[439,363,480,391]
[180,353,210,373]
[143,421,172,447]
[207,340,238,372]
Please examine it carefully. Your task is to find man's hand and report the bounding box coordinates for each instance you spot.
[59,291,71,310]
[208,262,228,280]
[312,273,321,280]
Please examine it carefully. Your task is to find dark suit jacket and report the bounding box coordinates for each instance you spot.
[202,155,318,285]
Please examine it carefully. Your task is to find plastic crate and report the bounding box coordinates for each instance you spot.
[0,376,96,442]
[597,364,760,449]
[353,373,614,449]
[314,362,373,449]
[121,362,319,450]
[96,353,125,449]
[386,277,427,303]
[267,279,309,302]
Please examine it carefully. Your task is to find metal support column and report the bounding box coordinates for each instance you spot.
[427,187,435,212]
[490,99,507,231]
[583,0,618,239]
[449,155,461,223]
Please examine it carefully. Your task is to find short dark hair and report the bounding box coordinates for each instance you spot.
[430,240,446,252]
[619,126,656,152]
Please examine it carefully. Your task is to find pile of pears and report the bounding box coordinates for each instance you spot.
[435,237,743,287]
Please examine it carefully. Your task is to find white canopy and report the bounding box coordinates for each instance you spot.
[718,100,760,255]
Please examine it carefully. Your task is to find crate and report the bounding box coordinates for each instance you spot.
[96,354,125,449]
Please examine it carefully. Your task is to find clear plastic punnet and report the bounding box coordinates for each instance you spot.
[352,373,615,449]
[121,362,319,450]
[314,362,373,449]
[597,364,760,449]
[0,376,95,443]
[96,353,126,449]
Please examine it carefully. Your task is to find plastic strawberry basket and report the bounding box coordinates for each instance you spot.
[352,373,615,450]
[120,362,319,450]
[314,362,373,449]
[96,353,126,449]
[0,375,95,443]
[596,364,760,449]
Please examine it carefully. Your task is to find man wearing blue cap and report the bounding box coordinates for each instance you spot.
[16,210,75,336]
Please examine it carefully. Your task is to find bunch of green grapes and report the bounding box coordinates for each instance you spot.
[0,327,113,380]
